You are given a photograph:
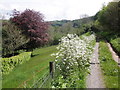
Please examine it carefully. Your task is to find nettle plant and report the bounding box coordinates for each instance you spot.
[51,34,95,88]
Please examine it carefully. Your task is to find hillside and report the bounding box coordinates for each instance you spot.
[49,16,94,27]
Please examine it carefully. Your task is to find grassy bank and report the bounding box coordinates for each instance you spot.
[110,38,120,57]
[99,41,120,88]
[2,45,57,88]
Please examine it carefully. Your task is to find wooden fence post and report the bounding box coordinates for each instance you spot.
[49,61,54,78]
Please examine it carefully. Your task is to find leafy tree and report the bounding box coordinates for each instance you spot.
[97,2,119,33]
[10,9,49,48]
[2,21,29,57]
[59,22,74,34]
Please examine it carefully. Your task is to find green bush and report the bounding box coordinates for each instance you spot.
[1,52,32,75]
[2,21,29,57]
[110,38,120,56]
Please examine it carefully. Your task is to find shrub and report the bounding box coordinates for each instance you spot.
[1,52,32,75]
[110,38,120,56]
[2,21,29,57]
[51,34,95,88]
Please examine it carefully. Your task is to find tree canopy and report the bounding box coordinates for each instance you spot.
[10,9,49,48]
[97,2,119,33]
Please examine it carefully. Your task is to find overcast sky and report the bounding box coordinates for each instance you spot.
[0,0,113,21]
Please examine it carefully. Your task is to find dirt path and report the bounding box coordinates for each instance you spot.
[107,43,120,67]
[86,42,105,88]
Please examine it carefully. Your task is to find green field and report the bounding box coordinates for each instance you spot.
[2,45,57,88]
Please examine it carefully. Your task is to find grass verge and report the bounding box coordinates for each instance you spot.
[99,41,120,88]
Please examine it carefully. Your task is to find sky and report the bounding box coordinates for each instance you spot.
[0,0,113,21]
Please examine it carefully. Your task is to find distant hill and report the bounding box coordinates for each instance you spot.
[49,16,94,27]
[71,16,94,27]
[50,20,71,26]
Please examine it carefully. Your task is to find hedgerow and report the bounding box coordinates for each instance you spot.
[1,52,32,75]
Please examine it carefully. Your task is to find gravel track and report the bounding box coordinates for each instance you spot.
[86,42,105,88]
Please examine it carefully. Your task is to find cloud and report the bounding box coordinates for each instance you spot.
[0,0,112,21]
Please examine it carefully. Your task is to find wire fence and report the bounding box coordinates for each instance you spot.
[31,71,52,88]
[31,61,60,88]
